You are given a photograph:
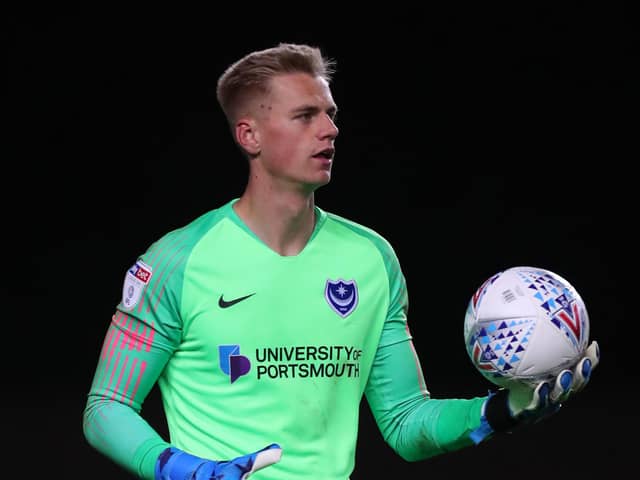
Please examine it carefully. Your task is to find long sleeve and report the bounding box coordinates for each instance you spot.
[83,311,176,479]
[364,246,487,460]
[365,333,486,461]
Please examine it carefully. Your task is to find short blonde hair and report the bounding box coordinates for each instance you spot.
[216,43,336,126]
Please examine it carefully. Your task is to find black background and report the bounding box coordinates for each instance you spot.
[6,6,635,478]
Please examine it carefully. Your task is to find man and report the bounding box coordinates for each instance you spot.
[83,43,599,480]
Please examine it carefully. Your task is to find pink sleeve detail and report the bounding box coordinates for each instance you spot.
[95,313,162,406]
[146,322,155,352]
[139,245,186,316]
[111,355,129,400]
[138,323,147,351]
[106,351,122,393]
[101,315,118,362]
[129,360,147,406]
[121,315,134,349]
[121,357,139,403]
[115,312,157,351]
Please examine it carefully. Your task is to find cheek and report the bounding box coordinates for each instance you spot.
[265,126,305,160]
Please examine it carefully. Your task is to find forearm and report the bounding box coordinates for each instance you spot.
[385,395,485,460]
[83,394,170,479]
[83,311,176,479]
[366,337,486,461]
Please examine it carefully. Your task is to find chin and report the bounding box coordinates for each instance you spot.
[316,172,332,186]
[305,174,331,192]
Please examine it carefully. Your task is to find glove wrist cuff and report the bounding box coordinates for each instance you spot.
[155,447,204,480]
[485,389,519,432]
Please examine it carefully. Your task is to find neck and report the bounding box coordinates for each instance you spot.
[234,182,317,257]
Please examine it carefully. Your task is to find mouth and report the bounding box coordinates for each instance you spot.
[312,148,335,160]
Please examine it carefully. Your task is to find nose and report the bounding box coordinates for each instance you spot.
[319,114,339,140]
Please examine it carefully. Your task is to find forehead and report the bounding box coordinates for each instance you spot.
[266,72,335,109]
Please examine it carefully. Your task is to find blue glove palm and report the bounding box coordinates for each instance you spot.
[155,443,282,480]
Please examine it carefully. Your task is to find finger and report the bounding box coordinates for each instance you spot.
[530,381,551,411]
[550,369,573,403]
[585,340,600,370]
[572,341,600,393]
[572,356,593,393]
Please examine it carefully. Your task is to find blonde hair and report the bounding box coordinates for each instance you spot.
[216,43,336,126]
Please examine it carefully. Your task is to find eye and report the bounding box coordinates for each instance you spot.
[297,112,314,121]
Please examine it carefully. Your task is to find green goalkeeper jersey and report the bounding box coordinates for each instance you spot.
[84,199,486,480]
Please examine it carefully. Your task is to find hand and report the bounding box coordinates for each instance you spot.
[471,340,600,443]
[507,340,600,422]
[155,443,282,480]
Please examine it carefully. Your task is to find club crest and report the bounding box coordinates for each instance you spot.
[325,279,358,317]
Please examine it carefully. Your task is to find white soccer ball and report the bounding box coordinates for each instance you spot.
[463,266,590,388]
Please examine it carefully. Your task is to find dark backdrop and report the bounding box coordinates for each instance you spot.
[6,6,634,478]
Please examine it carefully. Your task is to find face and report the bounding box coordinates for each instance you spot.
[241,72,339,191]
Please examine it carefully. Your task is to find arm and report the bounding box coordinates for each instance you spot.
[83,309,283,480]
[364,241,487,460]
[365,307,600,460]
[365,323,486,461]
[83,310,175,479]
[84,244,283,480]
[364,252,600,460]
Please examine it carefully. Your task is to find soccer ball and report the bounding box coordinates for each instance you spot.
[463,266,590,388]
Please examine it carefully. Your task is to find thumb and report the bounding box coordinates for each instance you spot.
[236,443,282,480]
[248,443,282,472]
[507,380,551,416]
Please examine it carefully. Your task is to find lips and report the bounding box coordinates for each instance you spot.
[313,148,335,159]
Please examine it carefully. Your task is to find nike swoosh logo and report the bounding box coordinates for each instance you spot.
[218,293,256,308]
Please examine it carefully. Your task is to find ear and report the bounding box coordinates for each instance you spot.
[235,118,261,156]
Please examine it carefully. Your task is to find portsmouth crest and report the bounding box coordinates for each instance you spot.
[122,259,152,310]
[325,278,358,317]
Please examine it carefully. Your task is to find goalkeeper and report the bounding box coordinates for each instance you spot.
[82,43,600,480]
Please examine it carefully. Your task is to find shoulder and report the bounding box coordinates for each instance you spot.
[321,209,398,261]
[143,201,232,260]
